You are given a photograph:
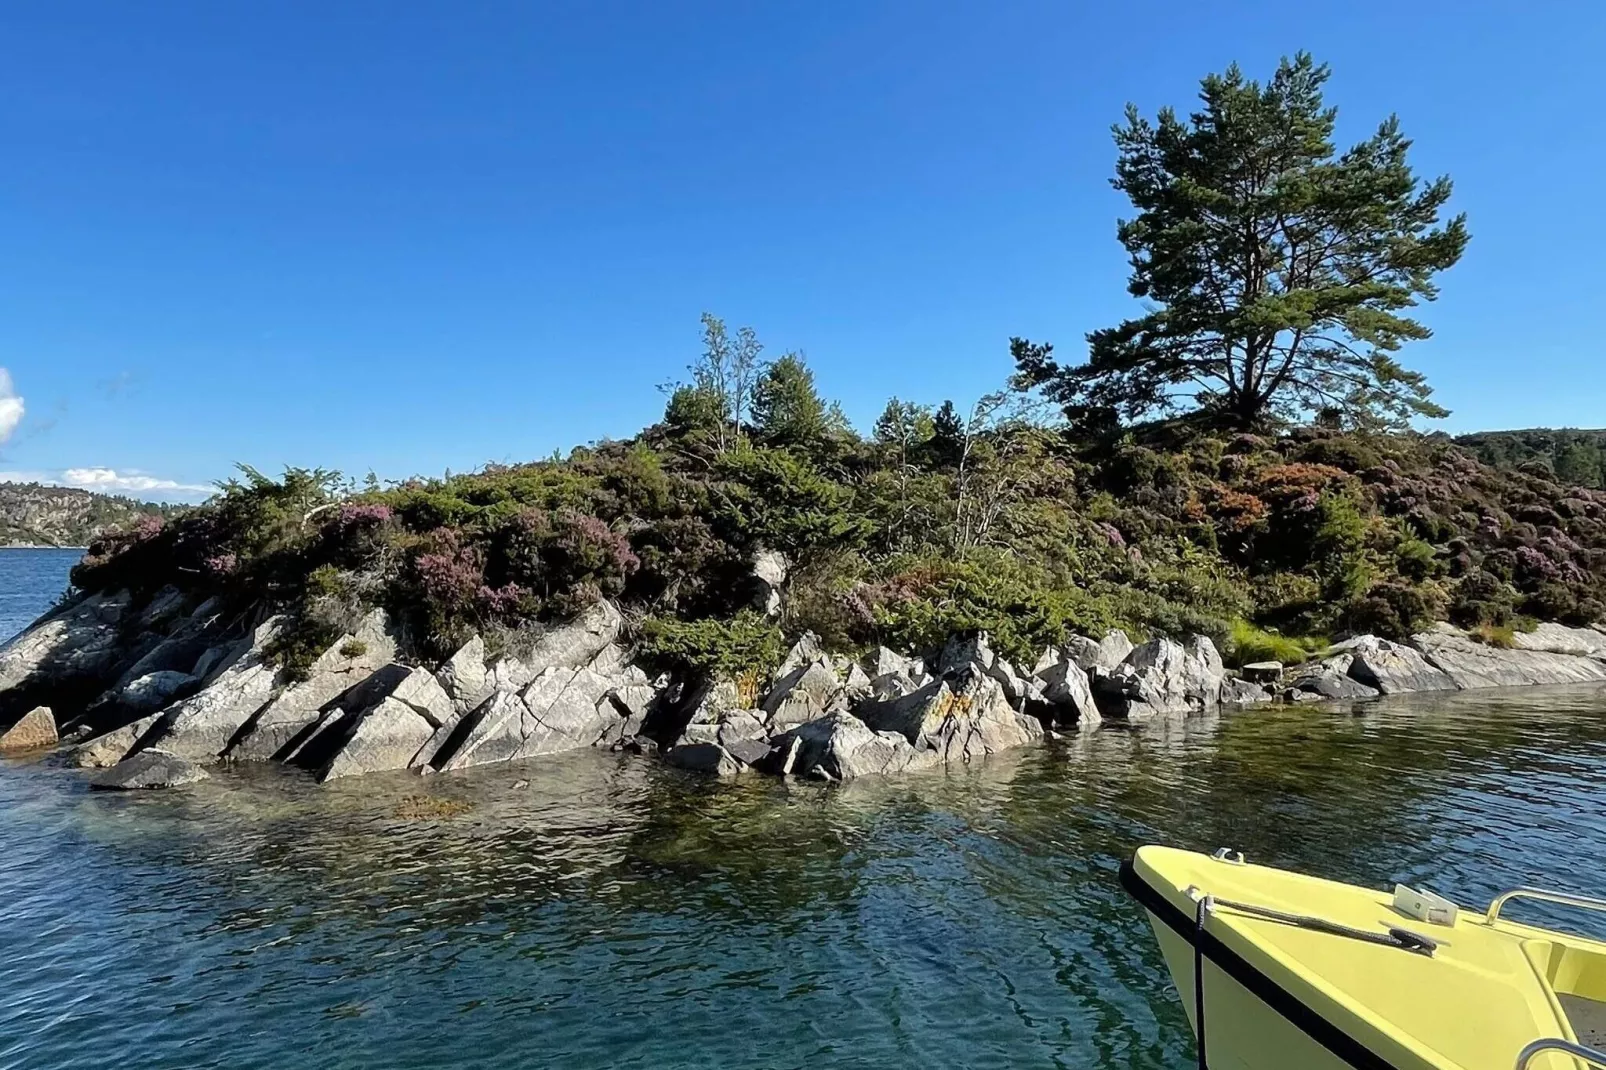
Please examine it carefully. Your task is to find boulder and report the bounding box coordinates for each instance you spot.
[1241,662,1284,684]
[723,736,773,766]
[0,590,135,725]
[678,708,768,748]
[1341,636,1456,695]
[1031,654,1098,725]
[777,712,939,780]
[69,714,162,768]
[1411,630,1606,691]
[1509,623,1606,661]
[137,619,287,761]
[868,647,925,680]
[750,549,788,616]
[858,674,1042,765]
[90,749,210,791]
[1221,678,1273,705]
[1106,636,1226,717]
[120,671,198,714]
[227,612,400,761]
[437,635,489,712]
[436,667,626,772]
[0,706,57,752]
[1100,630,1137,669]
[666,742,743,777]
[936,633,995,678]
[763,659,841,730]
[0,590,130,695]
[1285,666,1379,701]
[774,633,826,683]
[840,663,874,705]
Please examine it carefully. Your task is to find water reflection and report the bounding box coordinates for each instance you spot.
[3,684,1606,1068]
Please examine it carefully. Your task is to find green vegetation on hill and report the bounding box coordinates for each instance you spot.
[57,54,1606,679]
[1455,429,1606,491]
[0,483,179,548]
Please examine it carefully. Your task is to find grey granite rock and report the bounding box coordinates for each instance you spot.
[90,749,209,790]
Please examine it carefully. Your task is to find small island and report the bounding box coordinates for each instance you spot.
[2,55,1604,791]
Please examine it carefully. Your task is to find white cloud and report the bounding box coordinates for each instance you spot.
[0,466,213,503]
[0,368,23,444]
[61,467,213,497]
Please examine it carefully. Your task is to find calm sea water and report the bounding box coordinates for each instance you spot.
[4,547,1606,1069]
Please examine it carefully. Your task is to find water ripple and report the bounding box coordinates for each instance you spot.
[3,685,1606,1068]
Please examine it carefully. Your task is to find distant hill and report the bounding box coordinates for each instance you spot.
[1454,429,1606,491]
[0,483,183,548]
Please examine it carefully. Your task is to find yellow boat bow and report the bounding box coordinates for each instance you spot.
[1122,846,1606,1070]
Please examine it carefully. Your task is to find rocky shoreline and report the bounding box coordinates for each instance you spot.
[2,587,1605,790]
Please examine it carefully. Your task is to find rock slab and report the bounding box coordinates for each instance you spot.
[91,750,210,790]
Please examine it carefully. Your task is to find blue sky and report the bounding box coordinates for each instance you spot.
[1,1,1602,501]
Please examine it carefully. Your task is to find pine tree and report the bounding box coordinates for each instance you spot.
[1014,54,1469,434]
[751,353,829,448]
[928,399,965,467]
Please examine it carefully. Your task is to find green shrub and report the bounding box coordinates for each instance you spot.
[639,611,784,682]
[1224,620,1325,668]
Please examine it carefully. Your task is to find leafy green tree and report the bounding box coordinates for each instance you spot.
[665,313,767,451]
[1015,53,1468,433]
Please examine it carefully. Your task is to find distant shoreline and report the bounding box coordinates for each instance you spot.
[0,544,88,551]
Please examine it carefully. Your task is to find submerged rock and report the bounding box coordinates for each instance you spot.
[90,749,210,791]
[666,741,743,777]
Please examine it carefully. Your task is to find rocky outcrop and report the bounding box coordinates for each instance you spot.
[70,714,161,768]
[857,671,1042,766]
[1341,636,1456,695]
[0,706,57,752]
[1096,636,1226,718]
[1062,630,1134,672]
[1031,652,1098,724]
[522,600,624,676]
[89,749,209,791]
[437,666,629,772]
[120,670,199,714]
[1412,628,1606,690]
[773,712,940,781]
[762,658,841,730]
[318,667,455,781]
[1221,678,1274,705]
[437,636,489,713]
[0,590,135,725]
[227,611,400,762]
[1285,657,1380,701]
[1510,622,1606,660]
[136,619,287,761]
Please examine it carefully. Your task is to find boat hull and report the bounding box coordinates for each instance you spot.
[1141,905,1380,1070]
